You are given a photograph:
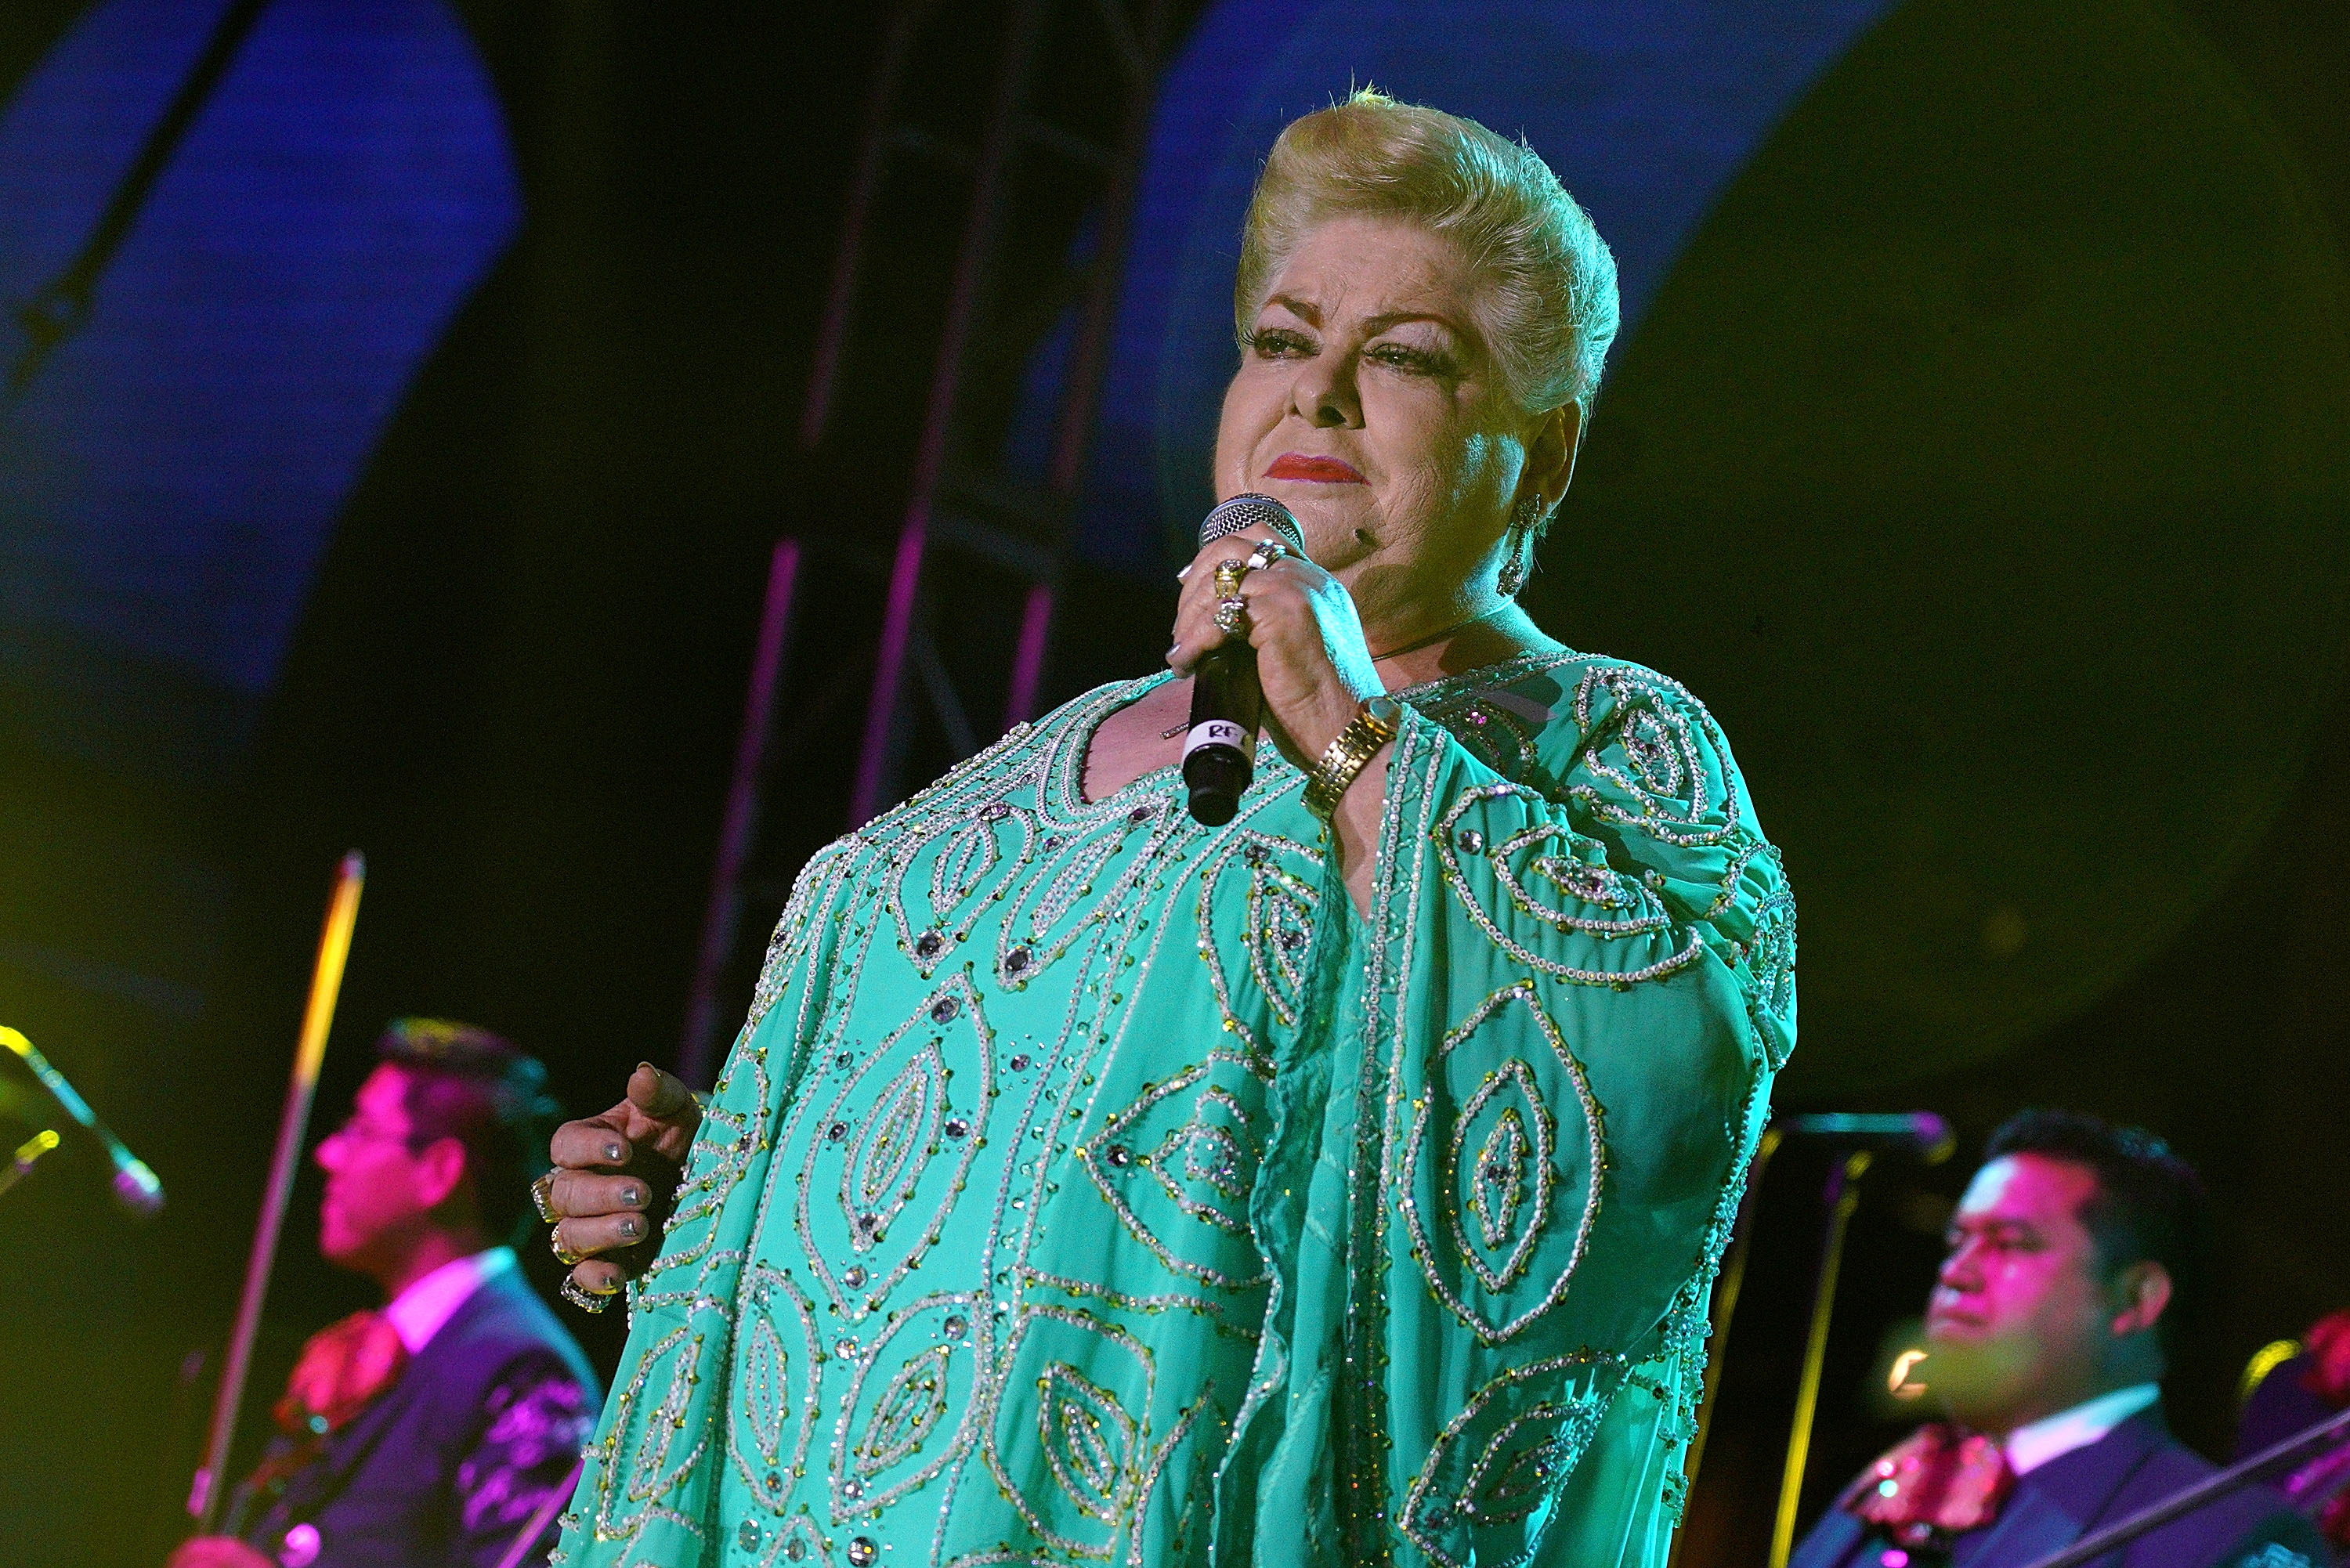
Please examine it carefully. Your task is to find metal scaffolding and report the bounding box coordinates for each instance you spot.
[678,0,1178,1083]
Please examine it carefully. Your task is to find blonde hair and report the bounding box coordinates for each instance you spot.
[1235,89,1621,417]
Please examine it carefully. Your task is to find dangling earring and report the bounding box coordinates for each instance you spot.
[1497,493,1542,598]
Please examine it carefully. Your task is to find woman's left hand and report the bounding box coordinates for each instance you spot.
[1169,526,1381,766]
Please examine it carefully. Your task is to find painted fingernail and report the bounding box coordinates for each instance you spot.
[636,1060,656,1074]
[619,1216,642,1238]
[604,1142,624,1162]
[623,1185,645,1207]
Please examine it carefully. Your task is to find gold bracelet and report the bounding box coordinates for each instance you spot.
[1303,696,1401,819]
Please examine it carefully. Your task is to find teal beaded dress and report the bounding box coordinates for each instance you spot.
[555,649,1795,1568]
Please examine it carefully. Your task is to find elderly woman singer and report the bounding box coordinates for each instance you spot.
[540,91,1796,1568]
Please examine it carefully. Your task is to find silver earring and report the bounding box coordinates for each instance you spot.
[1498,494,1542,598]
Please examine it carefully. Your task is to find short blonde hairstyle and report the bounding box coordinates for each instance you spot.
[1235,90,1621,417]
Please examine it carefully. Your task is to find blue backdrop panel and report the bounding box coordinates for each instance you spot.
[0,0,519,777]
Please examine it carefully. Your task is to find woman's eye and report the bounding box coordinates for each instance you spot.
[1249,328,1312,358]
[1369,343,1453,377]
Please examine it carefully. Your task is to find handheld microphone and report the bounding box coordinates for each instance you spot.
[1184,494,1306,826]
[2,1024,165,1216]
[1773,1111,1955,1164]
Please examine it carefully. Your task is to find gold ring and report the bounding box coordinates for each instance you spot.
[551,1224,587,1268]
[1214,597,1249,637]
[530,1169,560,1225]
[559,1276,614,1314]
[1213,558,1250,599]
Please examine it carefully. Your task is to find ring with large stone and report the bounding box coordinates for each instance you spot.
[1212,558,1251,599]
[551,1224,587,1267]
[530,1169,560,1225]
[1243,540,1289,573]
[559,1275,614,1314]
[1213,596,1249,637]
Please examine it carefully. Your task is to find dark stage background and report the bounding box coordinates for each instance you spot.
[2,1,2346,1563]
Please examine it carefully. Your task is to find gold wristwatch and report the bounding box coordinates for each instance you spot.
[1303,695,1402,819]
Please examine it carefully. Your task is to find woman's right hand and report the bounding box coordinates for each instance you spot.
[544,1063,703,1304]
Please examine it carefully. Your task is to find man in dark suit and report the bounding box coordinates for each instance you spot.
[1791,1109,2325,1568]
[172,1021,601,1568]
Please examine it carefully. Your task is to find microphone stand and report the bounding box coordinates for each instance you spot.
[1767,1146,1877,1568]
[187,851,365,1533]
[2018,1404,2350,1568]
[1683,1109,1955,1560]
[1750,1114,1954,1568]
[2,1023,165,1214]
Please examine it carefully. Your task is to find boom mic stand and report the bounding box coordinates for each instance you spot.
[1726,1114,1955,1568]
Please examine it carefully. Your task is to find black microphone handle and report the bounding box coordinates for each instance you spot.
[1183,644,1264,826]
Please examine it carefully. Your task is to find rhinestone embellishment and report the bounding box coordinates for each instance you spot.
[913,930,942,959]
[843,1265,867,1288]
[1008,1053,1030,1071]
[943,1116,969,1140]
[827,1121,850,1143]
[942,1314,967,1339]
[841,1478,864,1502]
[848,1537,879,1566]
[979,800,1010,821]
[1003,947,1031,975]
[1456,827,1485,854]
[930,996,960,1024]
[739,1519,762,1551]
[785,1540,808,1562]
[1104,1143,1132,1169]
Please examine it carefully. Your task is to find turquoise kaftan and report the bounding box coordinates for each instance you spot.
[555,649,1795,1568]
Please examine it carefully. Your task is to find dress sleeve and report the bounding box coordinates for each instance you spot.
[1415,659,1795,1072]
[453,1352,598,1568]
[1344,659,1795,1568]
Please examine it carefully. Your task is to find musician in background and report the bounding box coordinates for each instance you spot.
[2239,1308,2350,1555]
[172,1020,598,1568]
[1791,1109,2323,1568]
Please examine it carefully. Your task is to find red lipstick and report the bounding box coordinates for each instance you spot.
[1266,453,1365,484]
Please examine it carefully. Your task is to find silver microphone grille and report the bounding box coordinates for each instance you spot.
[1198,493,1303,551]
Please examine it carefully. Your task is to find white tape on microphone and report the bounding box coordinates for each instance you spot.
[1183,719,1255,761]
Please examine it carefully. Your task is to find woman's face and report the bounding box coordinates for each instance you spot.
[1213,214,1574,628]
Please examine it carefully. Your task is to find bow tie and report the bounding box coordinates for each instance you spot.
[1840,1422,2015,1548]
[273,1308,409,1438]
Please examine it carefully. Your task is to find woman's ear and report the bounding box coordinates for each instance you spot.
[1526,400,1583,511]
